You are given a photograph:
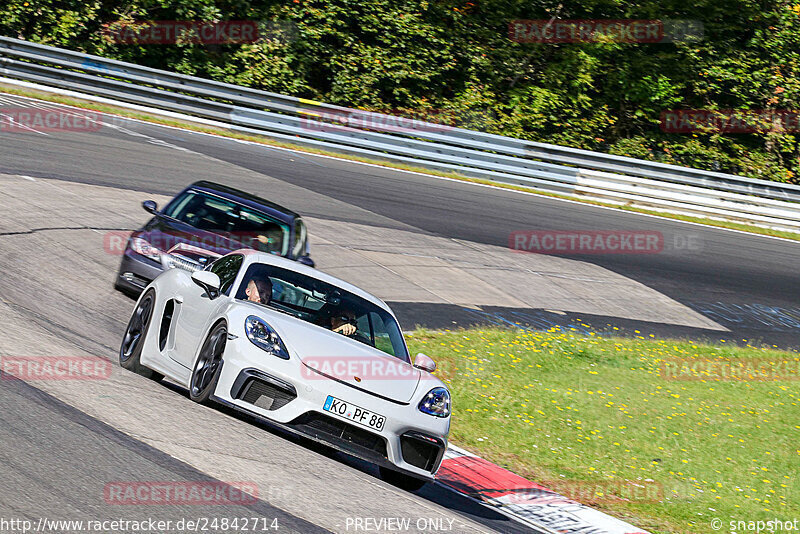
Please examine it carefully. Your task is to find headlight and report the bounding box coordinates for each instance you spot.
[130,236,162,261]
[245,316,290,360]
[418,387,451,418]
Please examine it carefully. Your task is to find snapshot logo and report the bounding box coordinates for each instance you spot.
[506,479,663,505]
[660,357,800,381]
[102,20,260,45]
[509,19,703,44]
[510,230,664,255]
[300,109,460,134]
[301,356,418,381]
[0,356,112,381]
[725,519,800,533]
[104,481,258,505]
[0,108,102,133]
[661,109,800,134]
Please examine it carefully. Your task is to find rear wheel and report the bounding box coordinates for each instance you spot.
[119,289,163,381]
[379,467,428,492]
[189,322,227,404]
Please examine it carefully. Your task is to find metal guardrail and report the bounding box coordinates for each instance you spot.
[2,35,800,231]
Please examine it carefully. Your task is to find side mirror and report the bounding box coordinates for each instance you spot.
[413,353,436,373]
[191,270,221,299]
[142,200,158,214]
[297,256,315,268]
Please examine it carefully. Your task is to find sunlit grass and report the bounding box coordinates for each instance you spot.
[406,327,799,534]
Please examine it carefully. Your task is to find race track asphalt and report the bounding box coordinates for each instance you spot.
[1,92,798,347]
[0,90,798,534]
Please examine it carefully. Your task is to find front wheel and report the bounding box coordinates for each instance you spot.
[119,289,163,381]
[379,467,428,492]
[189,322,227,404]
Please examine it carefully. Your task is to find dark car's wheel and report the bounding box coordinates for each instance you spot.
[119,289,163,381]
[189,322,227,404]
[379,467,428,492]
[114,280,140,300]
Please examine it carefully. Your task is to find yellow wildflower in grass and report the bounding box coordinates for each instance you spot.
[406,326,799,533]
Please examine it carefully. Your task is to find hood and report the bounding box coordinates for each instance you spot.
[255,308,421,404]
[142,217,243,258]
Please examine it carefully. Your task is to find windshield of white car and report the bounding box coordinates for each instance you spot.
[162,190,290,256]
[235,263,410,362]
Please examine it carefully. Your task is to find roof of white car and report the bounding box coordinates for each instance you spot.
[236,250,392,313]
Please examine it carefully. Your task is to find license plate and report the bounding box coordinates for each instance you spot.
[323,395,386,431]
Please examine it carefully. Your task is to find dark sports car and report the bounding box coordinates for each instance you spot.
[115,181,313,295]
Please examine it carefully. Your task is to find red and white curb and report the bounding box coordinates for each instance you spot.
[436,446,650,534]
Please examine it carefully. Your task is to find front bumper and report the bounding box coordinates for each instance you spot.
[116,248,205,295]
[213,337,449,480]
[115,250,164,295]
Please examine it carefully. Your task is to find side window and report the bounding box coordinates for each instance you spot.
[355,314,370,335]
[162,191,195,219]
[368,312,396,357]
[292,218,307,258]
[208,254,243,296]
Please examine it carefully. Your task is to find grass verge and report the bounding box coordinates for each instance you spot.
[2,82,800,243]
[405,327,799,534]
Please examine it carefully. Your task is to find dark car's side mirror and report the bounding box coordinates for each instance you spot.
[297,256,315,268]
[191,271,221,299]
[142,200,158,214]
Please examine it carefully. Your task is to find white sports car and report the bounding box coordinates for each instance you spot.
[119,249,451,489]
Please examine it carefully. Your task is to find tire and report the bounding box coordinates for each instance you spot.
[379,467,428,492]
[119,289,163,381]
[114,281,140,300]
[189,322,227,404]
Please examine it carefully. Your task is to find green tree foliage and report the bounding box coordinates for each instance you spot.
[3,0,799,182]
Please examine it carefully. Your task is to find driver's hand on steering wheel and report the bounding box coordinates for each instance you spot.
[333,323,357,336]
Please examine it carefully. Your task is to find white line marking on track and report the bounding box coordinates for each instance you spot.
[0,96,51,136]
[2,119,50,136]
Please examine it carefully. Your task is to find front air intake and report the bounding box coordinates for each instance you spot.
[232,370,297,411]
[400,432,445,473]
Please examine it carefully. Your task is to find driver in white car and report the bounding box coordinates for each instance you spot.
[330,309,357,337]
